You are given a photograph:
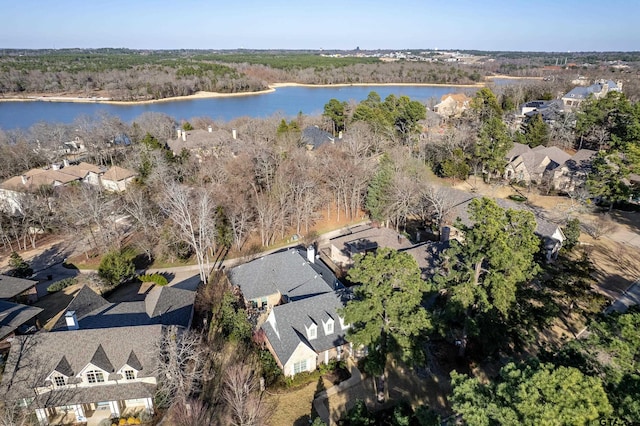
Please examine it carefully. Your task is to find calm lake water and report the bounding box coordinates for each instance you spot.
[0,85,480,130]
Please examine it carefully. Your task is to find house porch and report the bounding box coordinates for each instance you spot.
[35,397,153,425]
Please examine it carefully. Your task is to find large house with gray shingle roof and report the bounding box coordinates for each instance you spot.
[561,79,622,111]
[229,246,351,376]
[261,290,353,376]
[228,246,339,310]
[1,325,164,425]
[1,284,195,425]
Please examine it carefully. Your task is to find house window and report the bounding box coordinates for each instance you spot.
[324,320,334,335]
[293,360,307,375]
[86,371,105,384]
[308,324,317,340]
[53,376,66,387]
[124,370,135,380]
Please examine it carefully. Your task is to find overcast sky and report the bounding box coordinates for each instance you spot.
[1,0,638,51]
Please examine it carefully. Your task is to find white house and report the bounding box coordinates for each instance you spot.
[100,166,137,192]
[1,325,164,425]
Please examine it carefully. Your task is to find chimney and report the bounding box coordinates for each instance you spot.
[176,128,182,138]
[62,159,70,167]
[208,125,213,133]
[182,130,187,142]
[21,175,27,185]
[65,311,79,330]
[232,129,237,140]
[307,245,315,264]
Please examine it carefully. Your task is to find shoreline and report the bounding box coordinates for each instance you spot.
[0,76,539,105]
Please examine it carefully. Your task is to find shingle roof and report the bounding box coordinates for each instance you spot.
[53,356,74,377]
[126,350,143,371]
[506,143,532,162]
[1,325,164,401]
[329,225,414,255]
[444,188,562,242]
[51,285,195,331]
[228,248,338,302]
[534,146,571,166]
[51,286,109,330]
[0,275,37,300]
[145,286,195,319]
[262,290,351,366]
[301,126,334,149]
[0,300,42,340]
[101,166,137,181]
[89,344,115,373]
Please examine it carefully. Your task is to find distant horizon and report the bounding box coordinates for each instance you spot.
[1,47,638,55]
[1,0,638,52]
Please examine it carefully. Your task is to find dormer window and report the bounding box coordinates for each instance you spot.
[124,370,136,380]
[86,370,105,384]
[53,376,66,387]
[323,318,334,335]
[306,323,317,340]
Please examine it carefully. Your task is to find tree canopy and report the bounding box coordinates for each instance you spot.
[435,198,540,354]
[340,248,432,375]
[451,362,613,426]
[352,91,426,143]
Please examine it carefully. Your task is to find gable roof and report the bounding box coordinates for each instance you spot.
[262,290,351,366]
[125,350,143,371]
[101,166,137,182]
[513,151,551,175]
[53,355,74,377]
[51,285,195,331]
[0,275,37,300]
[437,93,471,106]
[58,162,103,179]
[505,142,532,162]
[51,286,109,330]
[144,286,197,321]
[228,248,338,302]
[0,300,42,340]
[301,126,334,149]
[533,146,571,166]
[1,325,164,402]
[89,344,115,373]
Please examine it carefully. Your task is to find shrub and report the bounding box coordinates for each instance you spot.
[137,273,168,286]
[98,249,136,287]
[508,194,527,202]
[138,411,152,422]
[47,277,78,293]
[8,252,33,278]
[119,419,127,426]
[126,417,138,425]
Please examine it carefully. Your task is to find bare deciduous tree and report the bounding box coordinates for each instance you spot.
[223,363,272,426]
[167,398,215,426]
[162,182,217,283]
[585,213,617,240]
[155,327,208,408]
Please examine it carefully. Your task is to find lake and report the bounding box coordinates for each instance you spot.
[0,84,480,130]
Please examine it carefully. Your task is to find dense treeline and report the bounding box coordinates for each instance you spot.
[0,50,486,100]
